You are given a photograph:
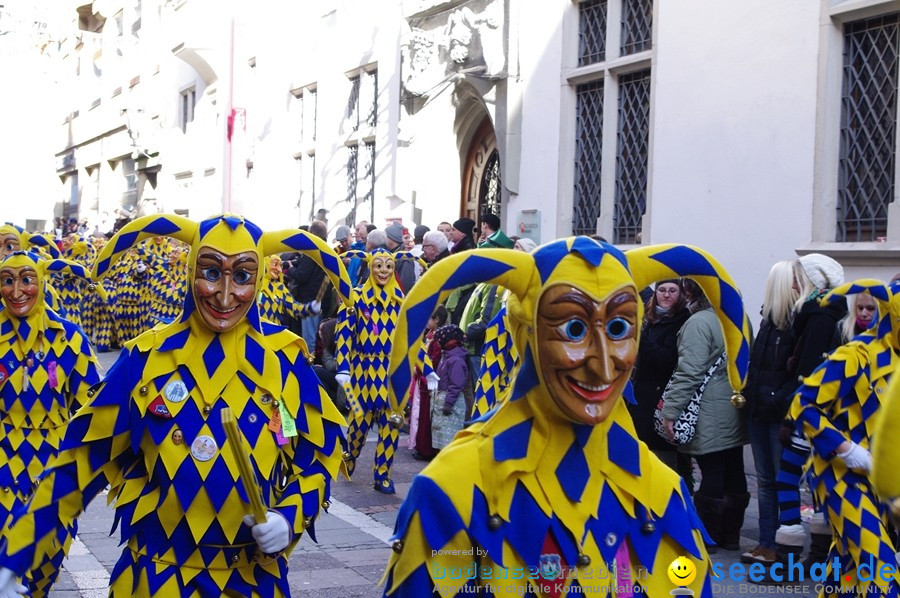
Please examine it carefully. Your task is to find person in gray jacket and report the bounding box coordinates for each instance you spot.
[661,278,749,553]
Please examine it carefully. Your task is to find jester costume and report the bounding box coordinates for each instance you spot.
[472,303,519,419]
[147,242,188,326]
[108,249,146,345]
[56,235,98,329]
[384,239,752,598]
[0,251,100,596]
[336,249,408,494]
[0,214,351,597]
[257,256,315,328]
[789,279,900,598]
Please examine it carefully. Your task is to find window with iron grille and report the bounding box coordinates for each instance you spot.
[837,13,900,242]
[614,70,651,244]
[573,80,604,236]
[346,145,359,224]
[364,141,376,222]
[308,88,317,142]
[347,75,361,133]
[366,70,378,129]
[578,0,607,66]
[620,0,652,56]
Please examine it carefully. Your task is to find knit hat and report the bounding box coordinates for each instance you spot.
[799,254,844,290]
[385,221,404,243]
[434,324,465,350]
[413,224,430,240]
[452,218,476,237]
[334,225,351,242]
[514,238,537,253]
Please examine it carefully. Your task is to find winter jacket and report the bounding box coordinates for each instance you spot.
[628,308,691,451]
[744,316,798,423]
[790,294,847,378]
[450,235,476,254]
[662,308,747,455]
[437,345,469,407]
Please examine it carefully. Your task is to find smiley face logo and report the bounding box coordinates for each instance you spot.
[667,556,696,587]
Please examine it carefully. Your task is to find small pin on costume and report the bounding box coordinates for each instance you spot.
[0,250,101,597]
[790,279,900,598]
[0,214,352,597]
[383,239,752,597]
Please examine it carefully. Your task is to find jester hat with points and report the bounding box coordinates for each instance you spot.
[93,214,353,330]
[389,238,751,415]
[0,223,60,258]
[821,279,900,350]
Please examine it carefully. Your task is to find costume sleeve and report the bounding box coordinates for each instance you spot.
[788,344,865,459]
[0,348,142,577]
[65,329,102,413]
[335,303,355,375]
[270,356,345,545]
[281,283,311,320]
[661,315,718,421]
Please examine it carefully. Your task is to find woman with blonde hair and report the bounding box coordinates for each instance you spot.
[740,261,800,564]
[839,291,878,343]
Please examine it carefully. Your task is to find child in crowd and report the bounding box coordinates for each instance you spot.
[431,324,469,450]
[409,306,448,460]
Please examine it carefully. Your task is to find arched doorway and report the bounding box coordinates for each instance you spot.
[461,117,501,222]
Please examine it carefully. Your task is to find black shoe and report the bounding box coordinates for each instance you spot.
[411,451,430,461]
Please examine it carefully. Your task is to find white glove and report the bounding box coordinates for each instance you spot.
[308,300,322,315]
[243,510,292,553]
[335,373,351,387]
[837,441,872,472]
[426,372,440,392]
[136,261,148,274]
[0,568,27,597]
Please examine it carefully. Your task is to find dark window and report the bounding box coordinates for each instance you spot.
[579,0,607,66]
[573,80,604,236]
[346,145,359,224]
[365,141,376,222]
[481,150,502,218]
[621,0,653,56]
[347,75,360,133]
[837,14,900,242]
[614,69,651,244]
[367,70,378,129]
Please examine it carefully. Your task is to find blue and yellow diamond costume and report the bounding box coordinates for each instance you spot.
[383,239,752,598]
[336,249,410,493]
[472,303,518,419]
[0,251,100,597]
[789,279,900,598]
[0,214,353,597]
[258,256,315,328]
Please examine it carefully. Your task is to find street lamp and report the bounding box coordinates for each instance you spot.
[121,106,152,160]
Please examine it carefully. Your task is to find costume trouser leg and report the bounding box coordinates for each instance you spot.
[821,480,899,598]
[346,409,375,466]
[373,409,400,483]
[777,440,810,526]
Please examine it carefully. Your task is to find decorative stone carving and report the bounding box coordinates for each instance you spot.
[401,0,506,98]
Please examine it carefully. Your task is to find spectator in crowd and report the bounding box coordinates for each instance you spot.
[411,225,430,280]
[628,279,693,487]
[334,225,352,254]
[316,208,329,227]
[740,261,799,565]
[437,221,452,241]
[477,213,501,244]
[348,222,369,287]
[421,231,449,265]
[775,254,846,567]
[385,222,417,293]
[313,316,349,415]
[838,290,877,343]
[513,237,537,253]
[402,228,414,251]
[366,229,387,251]
[449,218,476,254]
[430,325,469,449]
[661,279,749,554]
[409,305,448,461]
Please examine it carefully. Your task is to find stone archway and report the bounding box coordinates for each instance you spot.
[461,116,501,222]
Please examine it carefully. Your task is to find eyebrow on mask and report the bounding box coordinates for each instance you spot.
[551,291,596,315]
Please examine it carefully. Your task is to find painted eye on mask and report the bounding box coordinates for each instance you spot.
[605,317,633,340]
[1,277,12,286]
[200,267,222,282]
[21,276,34,285]
[232,269,254,285]
[4,244,13,251]
[559,318,588,341]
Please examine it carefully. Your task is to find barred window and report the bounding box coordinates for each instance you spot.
[578,0,607,66]
[620,0,652,56]
[347,75,361,133]
[363,141,376,223]
[614,70,651,245]
[573,80,604,236]
[837,13,900,242]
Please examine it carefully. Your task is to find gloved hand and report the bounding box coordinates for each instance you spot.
[0,568,27,597]
[335,373,351,387]
[308,300,322,314]
[442,403,454,416]
[836,441,872,472]
[136,261,148,274]
[779,422,795,448]
[426,372,440,392]
[243,510,292,554]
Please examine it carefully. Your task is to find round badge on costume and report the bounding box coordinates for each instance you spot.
[165,381,188,403]
[190,435,218,462]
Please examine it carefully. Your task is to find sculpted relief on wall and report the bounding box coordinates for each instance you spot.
[401,0,506,97]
